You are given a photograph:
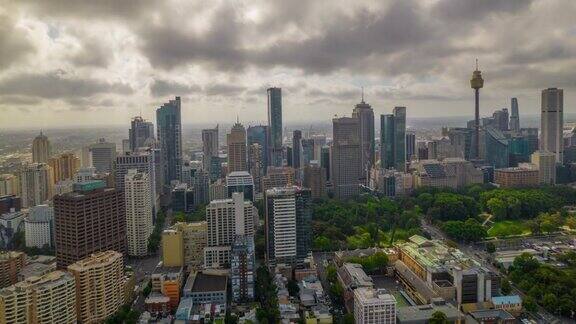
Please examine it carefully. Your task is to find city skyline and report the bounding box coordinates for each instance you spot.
[0,0,575,129]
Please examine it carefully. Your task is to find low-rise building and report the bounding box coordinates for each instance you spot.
[354,288,396,324]
[494,166,539,188]
[337,263,374,312]
[396,298,463,324]
[183,272,228,306]
[492,295,522,316]
[151,265,184,311]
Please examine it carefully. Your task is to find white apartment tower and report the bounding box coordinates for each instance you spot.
[354,288,397,324]
[265,187,297,265]
[204,192,257,268]
[124,170,153,257]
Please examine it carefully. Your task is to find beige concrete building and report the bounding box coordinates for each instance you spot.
[0,251,26,288]
[0,174,19,196]
[531,150,556,184]
[68,251,124,324]
[162,222,207,270]
[354,287,396,324]
[125,170,153,257]
[19,163,53,208]
[32,132,51,164]
[227,121,247,174]
[411,158,483,189]
[48,153,80,184]
[0,270,77,324]
[494,166,539,188]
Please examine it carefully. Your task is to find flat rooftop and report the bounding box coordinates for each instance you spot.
[188,273,227,293]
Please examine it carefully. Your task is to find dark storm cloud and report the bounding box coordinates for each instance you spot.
[150,79,201,97]
[70,40,111,68]
[0,71,133,99]
[0,13,35,70]
[0,95,42,106]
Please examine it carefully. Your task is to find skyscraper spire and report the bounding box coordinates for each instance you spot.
[470,58,484,160]
[361,86,365,103]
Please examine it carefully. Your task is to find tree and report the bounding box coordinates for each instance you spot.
[429,311,448,324]
[501,279,512,295]
[486,242,496,254]
[342,313,355,324]
[523,296,538,312]
[487,197,507,220]
[313,236,332,251]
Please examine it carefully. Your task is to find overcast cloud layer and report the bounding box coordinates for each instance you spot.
[0,0,574,129]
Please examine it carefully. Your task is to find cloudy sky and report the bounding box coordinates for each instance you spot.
[0,0,575,129]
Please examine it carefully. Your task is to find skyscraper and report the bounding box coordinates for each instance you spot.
[202,126,219,173]
[470,60,484,160]
[226,171,254,201]
[331,117,361,199]
[303,163,326,200]
[156,96,183,186]
[540,88,564,163]
[247,125,269,172]
[406,132,416,161]
[492,108,509,132]
[531,150,556,185]
[88,138,116,173]
[32,131,51,163]
[48,152,80,184]
[67,251,125,324]
[19,163,53,208]
[509,98,520,132]
[380,107,406,171]
[352,97,375,181]
[227,121,247,173]
[292,130,302,169]
[125,170,153,257]
[115,150,158,215]
[248,143,264,193]
[129,116,155,151]
[54,181,126,268]
[267,87,283,167]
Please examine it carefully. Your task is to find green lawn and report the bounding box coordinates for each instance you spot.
[487,220,531,237]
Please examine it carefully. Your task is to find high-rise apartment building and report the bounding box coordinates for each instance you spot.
[202,126,219,173]
[48,152,80,184]
[0,270,77,324]
[261,167,295,193]
[331,117,361,199]
[227,121,248,173]
[115,150,158,214]
[156,96,183,186]
[125,170,153,257]
[162,221,207,270]
[19,163,53,208]
[68,251,125,324]
[509,98,520,132]
[380,107,406,171]
[204,192,256,268]
[267,87,283,167]
[531,151,556,185]
[0,251,25,288]
[32,131,51,163]
[265,186,311,266]
[354,288,397,324]
[54,181,126,268]
[352,98,375,181]
[88,138,116,173]
[540,88,564,163]
[129,116,155,151]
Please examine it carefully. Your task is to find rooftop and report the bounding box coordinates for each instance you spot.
[187,273,227,293]
[397,299,462,322]
[492,295,522,306]
[396,235,476,271]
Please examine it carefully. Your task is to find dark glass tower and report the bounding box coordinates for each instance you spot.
[156,96,182,189]
[267,87,283,167]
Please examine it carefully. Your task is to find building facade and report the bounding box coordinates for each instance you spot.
[267,87,283,167]
[227,121,248,173]
[54,181,126,268]
[32,132,51,164]
[156,96,183,186]
[125,170,153,257]
[354,288,397,324]
[19,163,53,208]
[352,99,375,182]
[541,88,564,163]
[331,117,361,199]
[25,205,54,249]
[88,138,116,173]
[68,251,125,324]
